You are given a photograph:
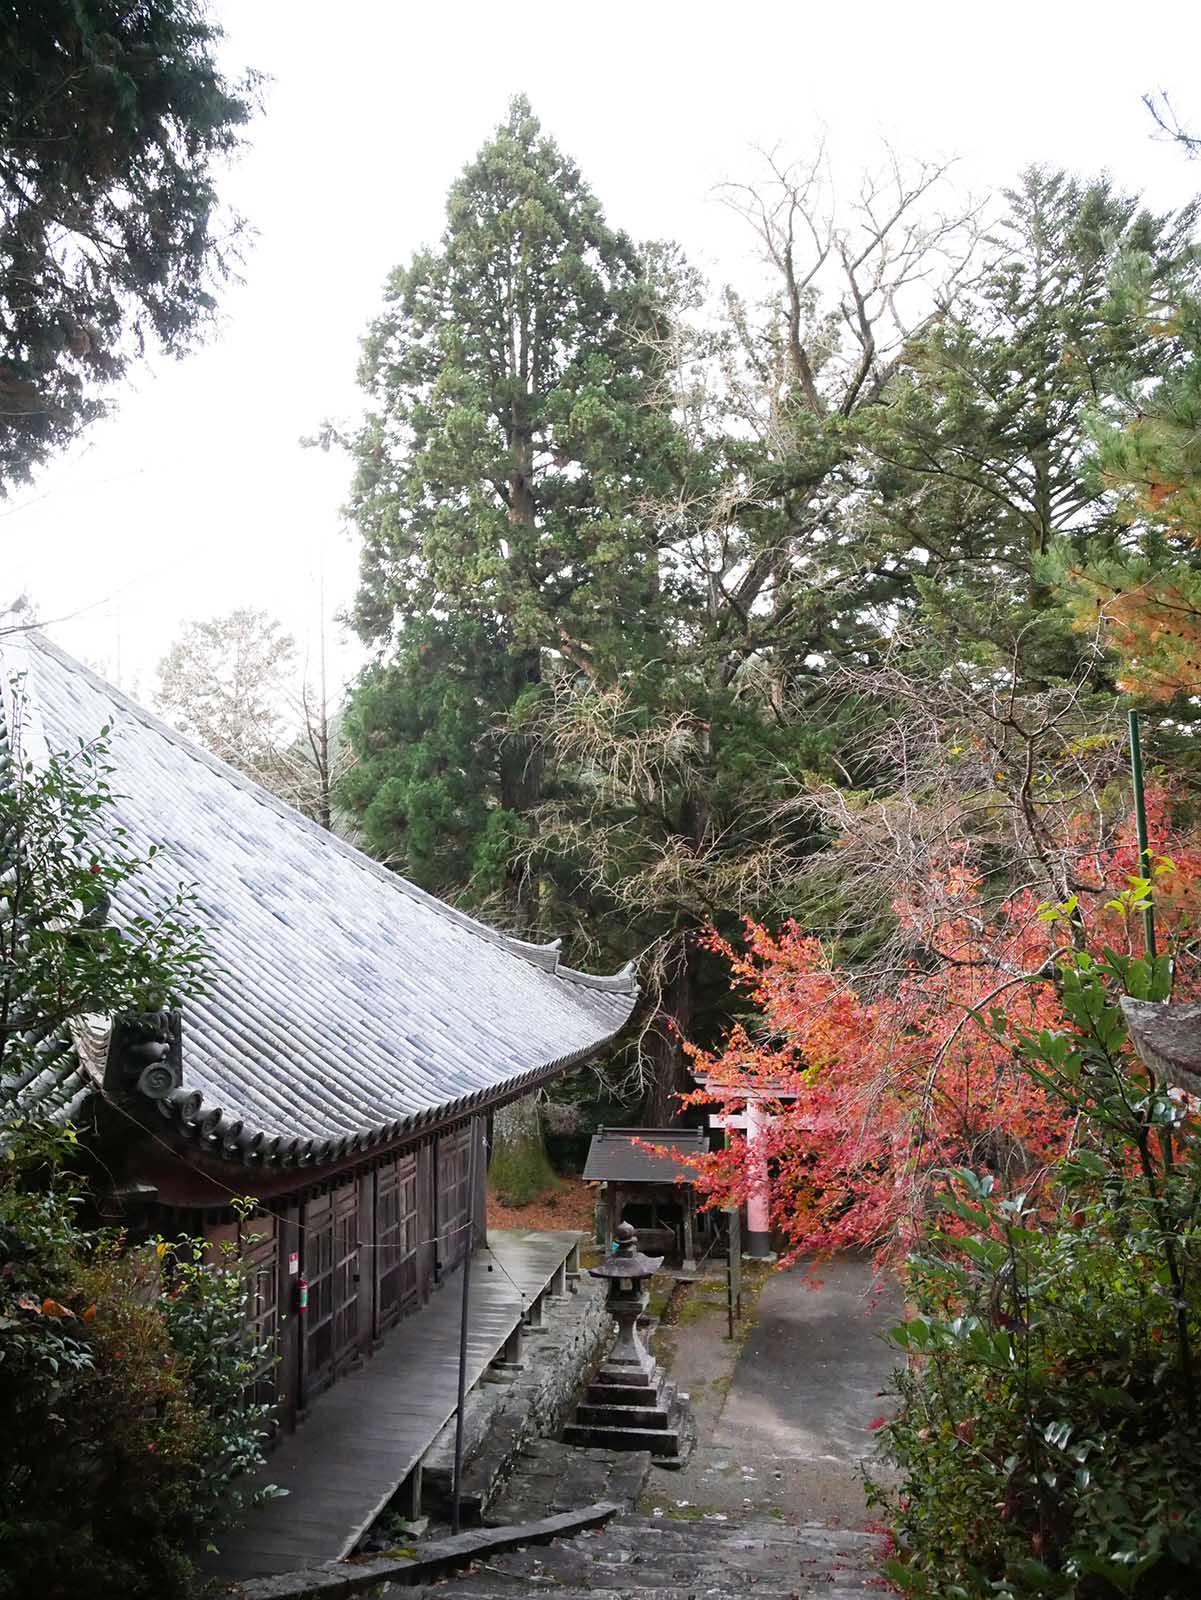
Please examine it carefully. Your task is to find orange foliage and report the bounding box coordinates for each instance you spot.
[1100,583,1201,699]
[682,799,1201,1269]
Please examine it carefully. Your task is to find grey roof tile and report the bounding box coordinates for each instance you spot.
[2,634,636,1160]
[582,1126,707,1183]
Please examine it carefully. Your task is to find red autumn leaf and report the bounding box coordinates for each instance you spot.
[682,793,1201,1272]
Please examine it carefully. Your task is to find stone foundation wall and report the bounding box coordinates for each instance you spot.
[421,1272,613,1522]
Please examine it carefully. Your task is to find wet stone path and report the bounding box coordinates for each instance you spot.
[387,1510,883,1598]
[657,1255,903,1526]
[379,1257,897,1598]
[484,1438,651,1526]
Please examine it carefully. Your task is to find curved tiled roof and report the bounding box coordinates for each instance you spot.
[1,633,636,1167]
[582,1126,708,1183]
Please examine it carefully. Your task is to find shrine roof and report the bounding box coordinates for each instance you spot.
[1,633,636,1168]
[582,1126,707,1184]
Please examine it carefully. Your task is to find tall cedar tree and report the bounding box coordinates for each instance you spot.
[0,1,257,490]
[525,153,978,1115]
[1072,183,1201,701]
[343,97,681,934]
[861,170,1201,690]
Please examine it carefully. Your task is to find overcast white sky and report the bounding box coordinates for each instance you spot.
[6,0,1201,702]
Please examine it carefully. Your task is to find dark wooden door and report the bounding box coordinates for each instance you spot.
[303,1183,361,1396]
[242,1217,280,1420]
[375,1152,419,1336]
[437,1126,473,1274]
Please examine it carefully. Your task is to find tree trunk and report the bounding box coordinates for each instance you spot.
[640,932,699,1125]
[489,1091,557,1205]
[498,430,544,936]
[315,703,332,831]
[641,746,712,1123]
[499,647,543,937]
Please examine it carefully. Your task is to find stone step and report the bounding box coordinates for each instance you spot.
[621,1515,880,1545]
[607,1522,881,1562]
[487,1530,874,1584]
[465,1564,874,1597]
[388,1513,883,1599]
[574,1401,671,1429]
[479,1534,877,1592]
[426,1551,877,1598]
[396,1588,814,1599]
[491,1549,736,1588]
[561,1422,681,1456]
[585,1378,667,1407]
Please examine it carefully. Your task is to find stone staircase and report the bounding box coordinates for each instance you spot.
[562,1366,686,1459]
[389,1509,885,1598]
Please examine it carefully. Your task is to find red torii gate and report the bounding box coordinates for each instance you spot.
[704,1082,801,1260]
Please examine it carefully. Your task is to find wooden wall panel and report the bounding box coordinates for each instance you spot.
[436,1124,472,1276]
[374,1152,419,1339]
[189,1118,494,1437]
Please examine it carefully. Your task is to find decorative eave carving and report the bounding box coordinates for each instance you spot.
[104,1011,184,1103]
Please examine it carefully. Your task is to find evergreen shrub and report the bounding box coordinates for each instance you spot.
[872,940,1201,1598]
[0,1131,277,1600]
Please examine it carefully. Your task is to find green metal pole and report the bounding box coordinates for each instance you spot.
[1128,709,1157,960]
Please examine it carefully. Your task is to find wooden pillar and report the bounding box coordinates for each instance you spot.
[472,1114,488,1249]
[398,1458,424,1520]
[357,1168,375,1355]
[277,1200,302,1434]
[682,1185,697,1274]
[606,1182,621,1246]
[745,1099,773,1258]
[496,1321,524,1369]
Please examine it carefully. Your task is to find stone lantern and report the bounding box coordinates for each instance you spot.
[565,1221,687,1458]
[587,1221,663,1379]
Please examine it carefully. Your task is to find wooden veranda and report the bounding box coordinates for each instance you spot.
[208,1230,583,1581]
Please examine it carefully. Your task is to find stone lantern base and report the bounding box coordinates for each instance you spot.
[563,1332,689,1461]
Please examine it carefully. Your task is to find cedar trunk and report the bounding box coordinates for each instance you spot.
[640,933,699,1125]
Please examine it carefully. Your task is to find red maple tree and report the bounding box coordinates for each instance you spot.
[679,796,1201,1268]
